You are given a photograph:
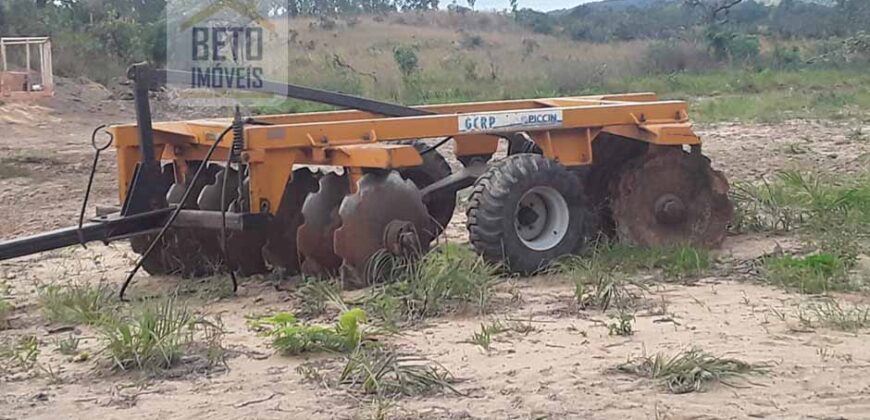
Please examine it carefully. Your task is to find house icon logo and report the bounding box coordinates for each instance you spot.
[180,0,276,33]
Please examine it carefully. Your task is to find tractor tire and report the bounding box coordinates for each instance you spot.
[467,153,592,274]
[397,141,456,239]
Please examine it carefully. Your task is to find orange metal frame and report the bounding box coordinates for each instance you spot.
[109,92,700,216]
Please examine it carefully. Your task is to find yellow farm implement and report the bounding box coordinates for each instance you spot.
[0,64,732,297]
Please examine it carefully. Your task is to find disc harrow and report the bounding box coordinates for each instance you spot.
[0,65,734,297]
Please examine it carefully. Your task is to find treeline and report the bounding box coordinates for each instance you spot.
[516,0,870,42]
[0,0,441,83]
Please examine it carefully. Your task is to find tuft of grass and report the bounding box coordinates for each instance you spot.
[250,308,369,355]
[607,312,635,336]
[54,334,81,356]
[339,346,458,397]
[466,321,508,351]
[295,278,345,318]
[97,297,224,371]
[362,243,499,325]
[0,336,40,373]
[799,299,870,332]
[553,242,710,282]
[764,253,852,294]
[616,347,767,394]
[731,170,870,235]
[37,282,116,325]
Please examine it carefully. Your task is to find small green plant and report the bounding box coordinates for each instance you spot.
[799,299,870,332]
[38,282,115,325]
[616,347,767,394]
[97,297,221,371]
[607,312,635,336]
[467,321,508,351]
[251,308,369,355]
[339,346,458,397]
[765,253,850,294]
[54,334,81,356]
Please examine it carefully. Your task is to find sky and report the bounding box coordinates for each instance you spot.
[467,0,593,11]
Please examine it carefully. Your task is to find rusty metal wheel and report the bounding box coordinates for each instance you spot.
[297,173,349,277]
[611,147,732,248]
[582,133,649,237]
[333,171,431,288]
[262,168,319,274]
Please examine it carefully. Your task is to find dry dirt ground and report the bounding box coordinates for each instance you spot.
[2,80,870,419]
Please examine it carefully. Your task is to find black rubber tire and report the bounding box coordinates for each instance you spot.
[397,141,456,239]
[466,153,592,274]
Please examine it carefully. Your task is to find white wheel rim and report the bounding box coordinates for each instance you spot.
[514,186,570,251]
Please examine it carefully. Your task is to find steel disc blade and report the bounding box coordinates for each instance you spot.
[611,148,733,248]
[197,167,239,211]
[262,168,320,274]
[297,173,349,276]
[333,171,431,287]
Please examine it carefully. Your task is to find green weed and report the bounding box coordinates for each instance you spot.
[37,282,116,325]
[54,334,81,356]
[250,308,369,355]
[616,347,767,394]
[607,312,635,336]
[765,253,852,294]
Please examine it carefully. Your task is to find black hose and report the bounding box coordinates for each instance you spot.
[119,125,233,301]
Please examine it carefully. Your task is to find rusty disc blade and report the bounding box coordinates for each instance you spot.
[333,171,431,287]
[262,168,320,274]
[611,148,733,248]
[297,172,349,277]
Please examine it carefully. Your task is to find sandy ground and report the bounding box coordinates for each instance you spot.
[2,80,870,419]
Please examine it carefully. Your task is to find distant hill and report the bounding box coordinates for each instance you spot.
[550,0,833,15]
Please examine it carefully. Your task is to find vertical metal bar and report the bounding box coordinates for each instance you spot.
[1,39,6,71]
[129,64,156,165]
